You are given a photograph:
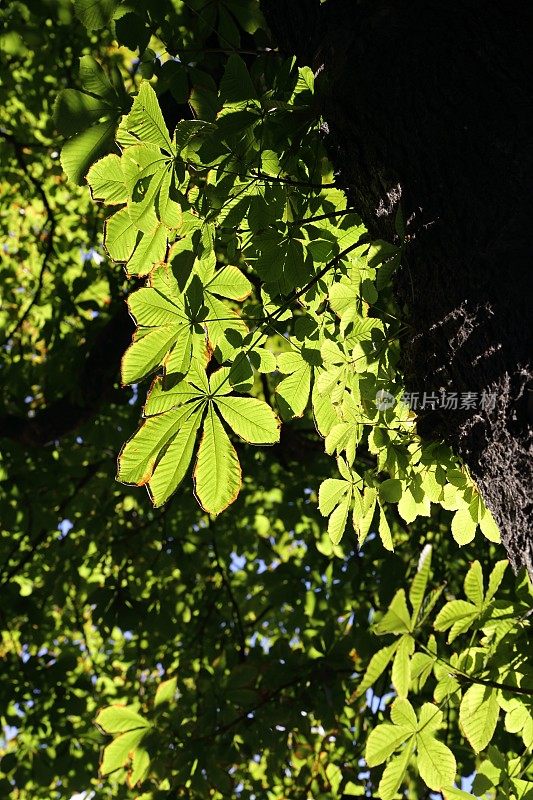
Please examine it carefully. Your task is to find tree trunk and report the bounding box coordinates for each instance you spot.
[263,0,533,572]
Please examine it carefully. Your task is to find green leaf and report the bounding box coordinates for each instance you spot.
[442,788,477,800]
[260,149,280,175]
[122,327,181,385]
[126,224,168,277]
[173,119,215,154]
[61,119,117,185]
[374,589,412,635]
[208,366,233,397]
[318,479,350,517]
[365,723,413,767]
[220,54,257,102]
[391,698,417,730]
[391,636,413,699]
[214,396,280,444]
[416,734,456,791]
[433,598,478,629]
[434,670,461,705]
[398,485,431,524]
[128,287,183,327]
[417,703,443,735]
[355,642,398,697]
[312,379,338,436]
[485,560,508,603]
[357,487,377,547]
[74,0,118,30]
[207,266,253,301]
[307,237,336,263]
[451,504,477,545]
[154,676,177,707]
[410,652,436,692]
[459,684,499,752]
[121,142,165,190]
[409,544,432,623]
[118,405,198,485]
[253,231,307,292]
[329,282,359,320]
[378,740,414,800]
[121,82,172,150]
[144,378,200,416]
[157,179,182,229]
[95,705,150,734]
[128,746,150,787]
[229,1,265,33]
[114,10,151,52]
[166,331,194,377]
[194,406,242,515]
[379,478,403,504]
[433,599,478,643]
[148,408,203,507]
[504,699,533,748]
[54,89,112,137]
[128,174,164,233]
[79,55,118,100]
[203,293,248,361]
[87,153,128,204]
[479,508,501,542]
[101,729,146,776]
[328,494,351,546]
[464,561,484,608]
[105,207,139,262]
[378,502,394,551]
[275,360,312,419]
[189,71,219,121]
[250,347,277,374]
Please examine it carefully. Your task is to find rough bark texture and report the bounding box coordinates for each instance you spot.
[263,0,533,572]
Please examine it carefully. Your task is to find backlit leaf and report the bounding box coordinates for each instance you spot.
[95,705,150,734]
[101,729,146,776]
[378,741,414,800]
[118,405,199,485]
[121,82,172,150]
[105,206,139,262]
[328,494,350,545]
[148,408,203,506]
[74,0,118,30]
[365,723,413,767]
[355,642,398,698]
[215,396,280,444]
[61,119,117,185]
[451,504,477,545]
[459,684,499,753]
[87,153,128,203]
[416,734,456,791]
[374,589,412,635]
[194,406,242,515]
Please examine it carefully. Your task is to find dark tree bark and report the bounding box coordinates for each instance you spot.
[263,0,533,572]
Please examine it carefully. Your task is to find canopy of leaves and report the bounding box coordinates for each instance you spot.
[0,2,531,799]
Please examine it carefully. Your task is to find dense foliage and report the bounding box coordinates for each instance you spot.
[1,1,531,799]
